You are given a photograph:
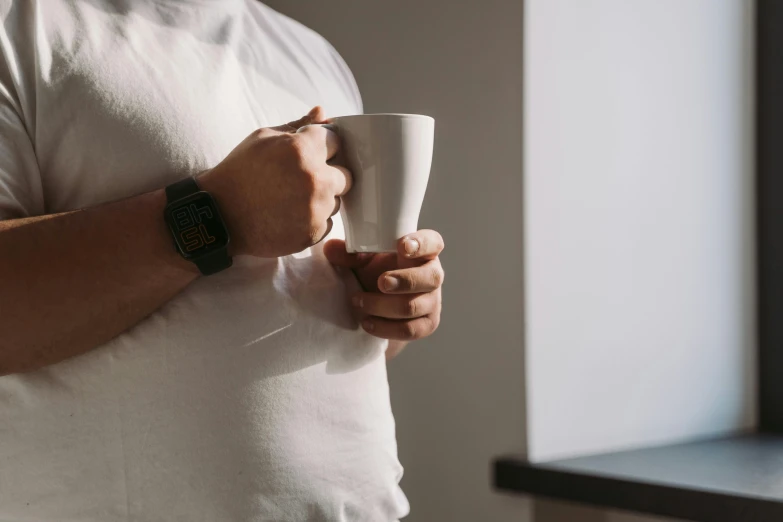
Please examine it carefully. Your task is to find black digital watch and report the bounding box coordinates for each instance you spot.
[164,177,232,275]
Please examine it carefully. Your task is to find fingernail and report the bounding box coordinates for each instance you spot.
[363,319,375,332]
[403,237,419,257]
[352,295,363,308]
[384,276,400,291]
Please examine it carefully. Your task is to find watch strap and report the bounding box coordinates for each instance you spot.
[165,176,201,202]
[193,248,233,275]
[166,176,232,276]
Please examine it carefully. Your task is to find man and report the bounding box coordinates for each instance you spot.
[0,0,444,520]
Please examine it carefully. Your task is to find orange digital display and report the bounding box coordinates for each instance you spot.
[181,223,217,251]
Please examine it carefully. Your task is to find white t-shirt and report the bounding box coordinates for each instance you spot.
[0,1,409,520]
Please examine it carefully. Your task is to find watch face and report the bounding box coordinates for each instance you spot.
[165,192,229,259]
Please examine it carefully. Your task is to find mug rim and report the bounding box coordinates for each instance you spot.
[331,113,434,122]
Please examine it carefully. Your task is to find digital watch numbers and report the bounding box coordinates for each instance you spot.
[172,202,216,251]
[165,192,229,259]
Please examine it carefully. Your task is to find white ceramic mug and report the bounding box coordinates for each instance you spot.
[300,113,435,253]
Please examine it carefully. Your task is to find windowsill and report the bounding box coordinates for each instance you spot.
[493,433,783,522]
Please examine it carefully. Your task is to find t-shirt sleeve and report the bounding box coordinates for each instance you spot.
[325,42,363,115]
[256,3,363,117]
[0,12,44,220]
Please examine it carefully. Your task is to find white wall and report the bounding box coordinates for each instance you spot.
[261,1,529,521]
[525,0,756,463]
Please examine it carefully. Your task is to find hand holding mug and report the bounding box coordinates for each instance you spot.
[199,106,351,258]
[324,229,445,357]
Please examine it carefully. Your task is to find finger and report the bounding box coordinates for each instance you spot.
[313,218,334,246]
[352,291,439,320]
[273,106,326,133]
[312,193,340,220]
[323,239,375,269]
[322,164,352,196]
[361,314,440,341]
[378,258,445,294]
[297,124,340,162]
[397,229,445,261]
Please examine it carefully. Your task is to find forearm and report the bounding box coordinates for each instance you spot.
[0,108,353,375]
[0,187,199,375]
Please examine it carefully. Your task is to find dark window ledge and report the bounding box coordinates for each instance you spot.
[493,433,783,522]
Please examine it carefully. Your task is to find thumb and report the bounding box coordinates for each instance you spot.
[323,239,374,269]
[273,106,326,133]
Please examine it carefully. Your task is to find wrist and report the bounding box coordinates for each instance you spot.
[196,168,245,257]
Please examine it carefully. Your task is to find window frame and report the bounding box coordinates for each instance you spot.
[757,0,783,431]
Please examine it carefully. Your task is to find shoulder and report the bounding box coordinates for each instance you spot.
[248,2,363,114]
